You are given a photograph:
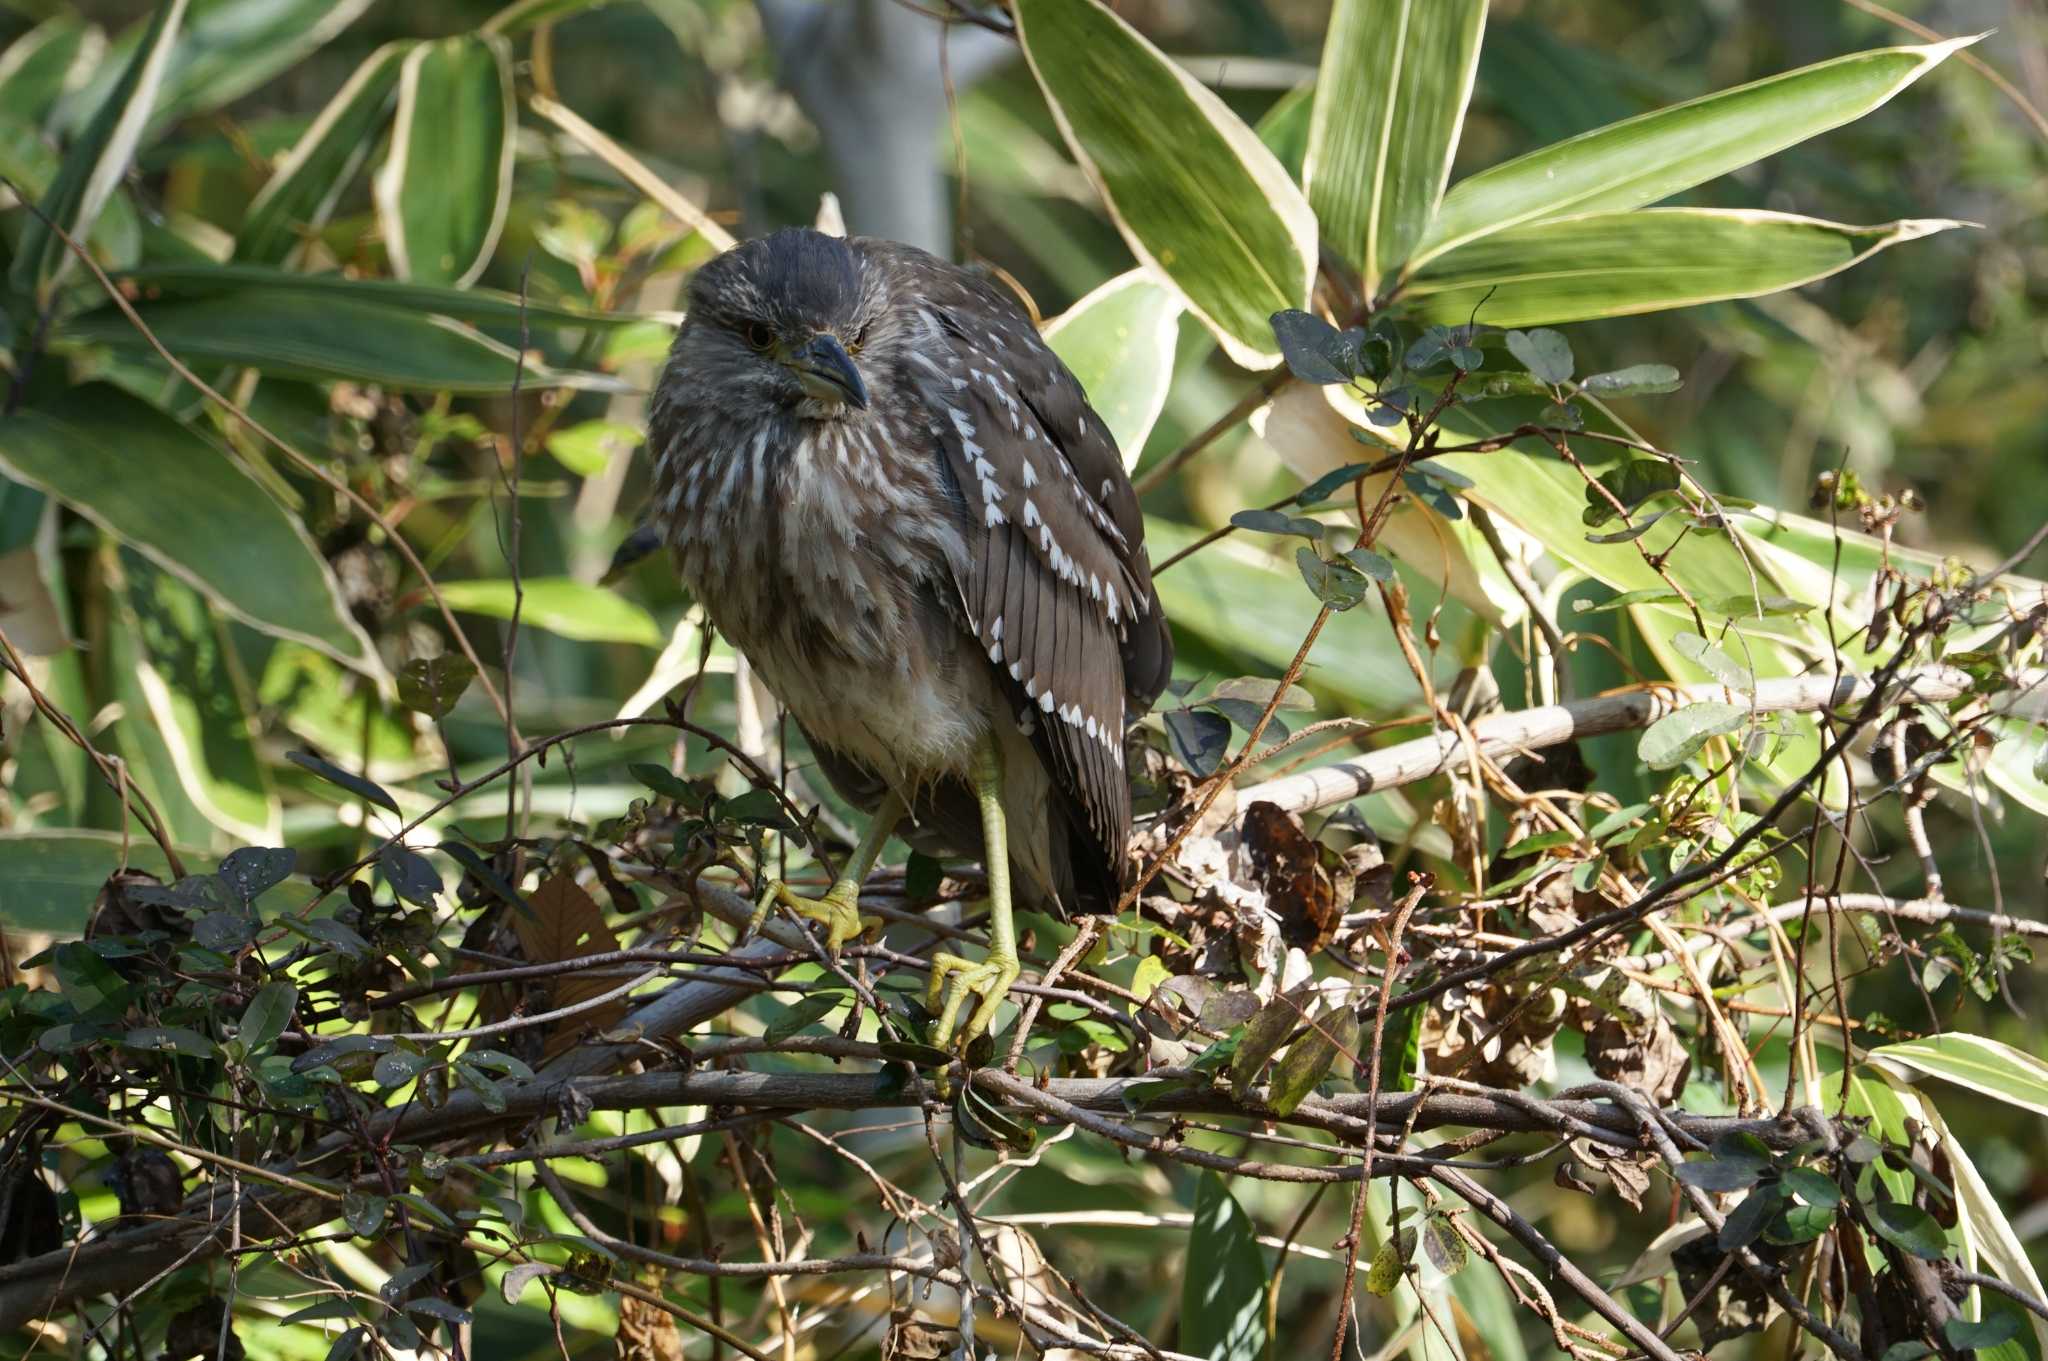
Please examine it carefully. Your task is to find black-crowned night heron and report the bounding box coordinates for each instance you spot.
[650,228,1173,1054]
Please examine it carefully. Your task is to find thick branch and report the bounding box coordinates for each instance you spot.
[1242,667,2045,817]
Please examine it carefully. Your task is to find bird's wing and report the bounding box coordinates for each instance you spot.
[884,256,1173,899]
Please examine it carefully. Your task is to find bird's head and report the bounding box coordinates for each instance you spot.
[672,227,879,419]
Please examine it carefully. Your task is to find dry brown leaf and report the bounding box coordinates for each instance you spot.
[616,1290,685,1361]
[513,875,630,1062]
[1242,801,1341,952]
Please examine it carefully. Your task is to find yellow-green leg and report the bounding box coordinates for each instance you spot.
[927,735,1022,1055]
[749,791,901,953]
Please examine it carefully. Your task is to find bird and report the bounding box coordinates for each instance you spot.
[649,228,1173,1055]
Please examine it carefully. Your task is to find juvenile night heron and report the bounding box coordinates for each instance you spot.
[650,228,1172,1054]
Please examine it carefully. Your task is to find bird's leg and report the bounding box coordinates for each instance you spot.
[749,792,901,954]
[927,734,1022,1056]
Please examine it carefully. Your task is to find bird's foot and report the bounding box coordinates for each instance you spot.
[926,947,1021,1058]
[748,879,878,955]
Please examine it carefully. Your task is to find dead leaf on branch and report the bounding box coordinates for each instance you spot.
[1571,968,1692,1106]
[883,1310,958,1361]
[1241,801,1343,952]
[616,1289,685,1361]
[512,874,630,1063]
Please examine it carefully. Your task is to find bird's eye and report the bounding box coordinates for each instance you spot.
[742,320,775,351]
[847,321,871,355]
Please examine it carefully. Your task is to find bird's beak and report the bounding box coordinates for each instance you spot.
[787,333,869,410]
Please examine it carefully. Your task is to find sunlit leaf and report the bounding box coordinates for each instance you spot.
[1412,36,1975,267]
[1870,1035,2048,1119]
[1043,270,1182,466]
[1638,700,1748,770]
[109,547,280,842]
[1181,1173,1268,1361]
[433,577,661,646]
[374,34,514,286]
[1306,0,1486,294]
[1012,0,1315,368]
[1404,210,1969,327]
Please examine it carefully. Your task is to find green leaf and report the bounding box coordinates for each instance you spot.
[1229,990,1305,1101]
[1181,1172,1268,1361]
[1871,1035,2048,1120]
[287,749,399,813]
[719,788,794,831]
[1675,1153,1768,1193]
[1869,1199,1951,1262]
[1306,0,1486,294]
[1582,459,1684,528]
[1295,547,1373,611]
[1765,1204,1836,1245]
[53,942,131,1018]
[1419,1211,1468,1275]
[10,0,186,298]
[0,386,378,672]
[1012,0,1314,369]
[763,992,844,1043]
[373,35,513,286]
[59,293,624,394]
[434,577,661,646]
[1232,509,1324,540]
[236,40,407,263]
[1946,1314,2022,1353]
[1505,327,1573,385]
[1500,830,1576,857]
[545,420,641,477]
[128,266,638,334]
[1639,700,1749,770]
[1671,630,1754,693]
[1412,36,1975,268]
[378,846,442,908]
[66,0,373,137]
[397,654,476,720]
[343,1190,389,1238]
[219,846,296,904]
[1582,363,1682,397]
[0,16,100,125]
[109,547,280,842]
[1269,309,1352,385]
[0,831,196,933]
[1781,1166,1842,1208]
[1043,270,1182,467]
[123,1025,215,1057]
[1718,1183,1783,1251]
[1267,1007,1357,1117]
[238,981,296,1053]
[1405,209,1969,328]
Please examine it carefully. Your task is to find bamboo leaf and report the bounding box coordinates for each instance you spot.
[1403,209,1969,328]
[236,39,408,264]
[1412,36,1976,269]
[1181,1173,1268,1361]
[65,0,374,137]
[0,385,379,673]
[1306,0,1486,294]
[1012,0,1315,369]
[11,0,187,298]
[109,547,280,842]
[0,16,101,126]
[0,831,194,934]
[1042,270,1183,469]
[374,35,514,287]
[434,578,661,646]
[1871,1035,2048,1120]
[59,293,628,393]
